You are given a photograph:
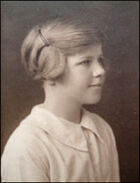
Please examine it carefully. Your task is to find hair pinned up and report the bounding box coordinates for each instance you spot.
[38,29,50,47]
[21,17,103,81]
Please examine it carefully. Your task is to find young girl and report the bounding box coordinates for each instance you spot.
[1,17,120,182]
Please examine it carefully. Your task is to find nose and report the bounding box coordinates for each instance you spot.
[92,61,106,78]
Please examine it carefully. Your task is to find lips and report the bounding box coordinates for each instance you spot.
[89,84,102,87]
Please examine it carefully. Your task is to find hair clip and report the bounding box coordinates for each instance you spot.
[38,29,50,46]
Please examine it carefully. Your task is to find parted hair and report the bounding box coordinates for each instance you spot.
[21,16,102,81]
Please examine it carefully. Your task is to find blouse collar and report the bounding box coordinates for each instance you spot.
[23,104,105,151]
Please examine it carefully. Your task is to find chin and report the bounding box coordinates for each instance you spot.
[84,95,101,105]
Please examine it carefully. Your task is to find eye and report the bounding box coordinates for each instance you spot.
[98,56,106,67]
[80,60,91,66]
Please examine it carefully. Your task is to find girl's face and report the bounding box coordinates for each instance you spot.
[57,44,106,105]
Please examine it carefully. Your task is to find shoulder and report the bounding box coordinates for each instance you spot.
[86,109,112,130]
[84,109,116,144]
[93,112,113,133]
[1,113,50,182]
[2,113,49,158]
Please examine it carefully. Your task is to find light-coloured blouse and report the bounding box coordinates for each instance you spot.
[1,104,120,182]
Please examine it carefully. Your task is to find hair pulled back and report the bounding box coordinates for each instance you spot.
[21,16,102,81]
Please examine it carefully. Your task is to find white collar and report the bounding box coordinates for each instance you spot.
[23,104,105,151]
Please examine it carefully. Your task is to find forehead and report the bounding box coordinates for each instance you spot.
[80,44,102,56]
[67,44,103,61]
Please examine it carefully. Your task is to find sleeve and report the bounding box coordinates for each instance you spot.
[1,128,50,182]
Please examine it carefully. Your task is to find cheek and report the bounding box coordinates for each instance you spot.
[62,66,92,92]
[72,68,92,84]
[70,74,91,90]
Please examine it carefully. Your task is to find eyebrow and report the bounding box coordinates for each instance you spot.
[79,54,104,61]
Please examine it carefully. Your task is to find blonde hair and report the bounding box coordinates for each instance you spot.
[21,17,102,81]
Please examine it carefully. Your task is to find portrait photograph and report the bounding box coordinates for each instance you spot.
[1,1,139,182]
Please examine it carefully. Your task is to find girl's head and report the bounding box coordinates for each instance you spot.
[21,17,108,105]
[21,17,104,82]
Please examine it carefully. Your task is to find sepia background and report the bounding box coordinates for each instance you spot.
[1,1,139,182]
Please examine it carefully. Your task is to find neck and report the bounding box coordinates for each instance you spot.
[43,85,82,124]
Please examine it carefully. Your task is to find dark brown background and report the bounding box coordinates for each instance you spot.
[1,1,139,182]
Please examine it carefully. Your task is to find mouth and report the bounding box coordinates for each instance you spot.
[88,84,102,87]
